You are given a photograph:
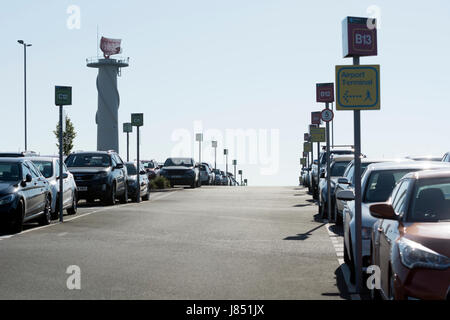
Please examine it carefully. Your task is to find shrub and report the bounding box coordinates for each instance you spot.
[150,176,171,190]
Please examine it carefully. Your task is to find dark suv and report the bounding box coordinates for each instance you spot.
[159,157,200,188]
[65,151,128,205]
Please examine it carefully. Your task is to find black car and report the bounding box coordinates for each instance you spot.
[159,157,200,188]
[0,158,52,233]
[125,162,150,202]
[65,151,128,205]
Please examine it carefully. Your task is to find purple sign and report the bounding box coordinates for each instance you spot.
[342,17,377,58]
[316,83,334,103]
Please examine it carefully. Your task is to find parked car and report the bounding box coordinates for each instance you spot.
[199,163,213,185]
[159,157,200,188]
[0,158,52,233]
[27,156,77,219]
[333,158,400,225]
[65,151,128,205]
[202,162,215,184]
[337,161,450,284]
[125,162,150,201]
[213,169,223,185]
[141,159,159,180]
[370,169,450,300]
[220,171,228,185]
[442,152,450,162]
[312,148,357,199]
[318,155,353,218]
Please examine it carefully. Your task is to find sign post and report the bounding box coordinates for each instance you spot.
[131,113,143,203]
[212,140,218,170]
[238,169,243,186]
[123,123,132,162]
[196,133,203,187]
[338,16,378,294]
[55,86,72,223]
[232,159,237,182]
[310,126,325,200]
[224,149,228,176]
[317,83,335,221]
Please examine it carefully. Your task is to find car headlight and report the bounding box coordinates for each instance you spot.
[0,194,15,206]
[361,227,372,240]
[398,238,450,270]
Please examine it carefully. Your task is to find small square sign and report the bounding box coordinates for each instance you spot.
[232,160,237,165]
[123,123,132,133]
[310,127,326,142]
[55,86,72,106]
[342,16,377,58]
[224,149,228,155]
[316,83,334,103]
[303,142,311,153]
[311,112,321,125]
[131,113,144,126]
[304,133,310,141]
[212,141,218,148]
[196,133,203,142]
[238,170,242,175]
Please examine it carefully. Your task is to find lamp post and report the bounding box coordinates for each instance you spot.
[224,148,228,175]
[212,140,217,170]
[17,40,32,151]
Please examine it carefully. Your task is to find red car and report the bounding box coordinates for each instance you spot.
[370,169,450,300]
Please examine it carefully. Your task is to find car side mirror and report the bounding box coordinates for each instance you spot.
[25,173,32,182]
[336,190,355,201]
[338,177,350,185]
[140,170,146,175]
[115,163,124,169]
[57,173,69,180]
[369,203,397,220]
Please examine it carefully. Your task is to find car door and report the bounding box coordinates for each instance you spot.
[20,163,35,216]
[28,161,48,214]
[58,160,72,208]
[114,154,126,193]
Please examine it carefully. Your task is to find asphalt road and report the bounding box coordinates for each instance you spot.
[0,186,350,299]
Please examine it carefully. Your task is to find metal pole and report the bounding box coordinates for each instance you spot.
[59,105,64,222]
[331,102,335,148]
[353,56,363,294]
[234,164,236,182]
[126,132,129,162]
[317,141,320,200]
[24,45,27,151]
[214,146,217,170]
[326,103,331,221]
[136,126,140,203]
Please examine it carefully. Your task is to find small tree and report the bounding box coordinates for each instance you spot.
[54,115,77,156]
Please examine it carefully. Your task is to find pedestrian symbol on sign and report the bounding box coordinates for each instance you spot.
[364,90,372,102]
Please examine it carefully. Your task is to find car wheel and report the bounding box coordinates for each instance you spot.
[348,239,356,284]
[51,197,59,220]
[10,200,24,234]
[67,192,77,215]
[119,185,128,204]
[104,183,116,206]
[142,185,150,201]
[38,195,52,226]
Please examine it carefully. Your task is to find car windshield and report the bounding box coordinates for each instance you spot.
[66,154,111,168]
[32,160,53,178]
[126,163,137,175]
[330,161,350,177]
[0,163,21,181]
[409,178,450,222]
[164,158,193,167]
[364,170,416,203]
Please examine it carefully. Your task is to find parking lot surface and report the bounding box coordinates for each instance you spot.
[0,186,349,299]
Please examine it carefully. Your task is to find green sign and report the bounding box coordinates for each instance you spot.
[55,86,72,106]
[303,142,311,153]
[310,127,326,142]
[131,113,144,126]
[300,158,306,166]
[232,160,237,165]
[123,122,132,133]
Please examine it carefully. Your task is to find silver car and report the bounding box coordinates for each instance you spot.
[338,161,450,284]
[27,156,78,219]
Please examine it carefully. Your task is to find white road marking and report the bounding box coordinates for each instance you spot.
[324,222,361,300]
[0,190,177,240]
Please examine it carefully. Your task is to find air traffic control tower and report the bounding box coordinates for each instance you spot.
[87,37,129,152]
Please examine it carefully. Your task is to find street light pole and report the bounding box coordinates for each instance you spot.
[18,40,31,151]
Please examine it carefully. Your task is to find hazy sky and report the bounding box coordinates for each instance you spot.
[1,0,449,185]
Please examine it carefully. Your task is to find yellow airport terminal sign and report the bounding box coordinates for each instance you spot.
[310,127,326,142]
[335,65,380,110]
